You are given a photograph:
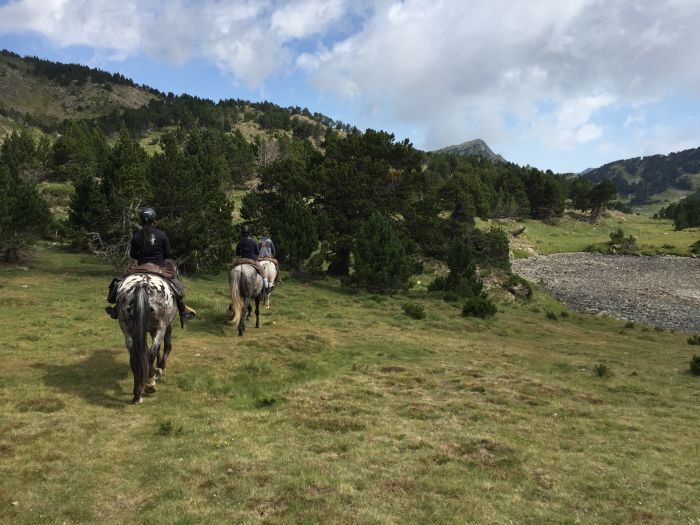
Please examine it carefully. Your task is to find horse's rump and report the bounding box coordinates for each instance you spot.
[231,258,264,276]
[117,274,177,330]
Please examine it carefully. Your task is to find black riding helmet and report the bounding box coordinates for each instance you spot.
[139,207,157,224]
[241,224,252,237]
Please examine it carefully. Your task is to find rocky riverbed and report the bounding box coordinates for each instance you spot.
[512,253,700,334]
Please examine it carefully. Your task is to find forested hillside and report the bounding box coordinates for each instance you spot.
[0,50,354,144]
[0,50,157,132]
[581,146,700,205]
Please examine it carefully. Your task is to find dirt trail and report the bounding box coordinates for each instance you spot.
[512,253,700,333]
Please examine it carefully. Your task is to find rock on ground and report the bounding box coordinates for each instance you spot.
[512,253,700,334]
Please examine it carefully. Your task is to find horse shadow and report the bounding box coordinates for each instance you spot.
[185,311,239,337]
[33,348,130,409]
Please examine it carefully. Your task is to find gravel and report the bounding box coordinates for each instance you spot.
[512,253,700,334]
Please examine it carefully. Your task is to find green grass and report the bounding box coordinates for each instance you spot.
[483,213,700,256]
[1,245,699,524]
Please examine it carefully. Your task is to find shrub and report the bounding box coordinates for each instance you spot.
[690,240,700,255]
[559,311,569,318]
[593,363,612,378]
[462,295,497,318]
[402,302,425,320]
[506,273,533,299]
[428,241,483,297]
[625,321,635,329]
[690,356,700,376]
[608,227,637,254]
[546,311,558,321]
[688,335,700,346]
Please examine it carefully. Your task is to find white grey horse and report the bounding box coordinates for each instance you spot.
[116,274,177,404]
[228,264,263,336]
[259,259,278,309]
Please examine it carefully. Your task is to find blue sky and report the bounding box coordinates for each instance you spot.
[2,0,700,173]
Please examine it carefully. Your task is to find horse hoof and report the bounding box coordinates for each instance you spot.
[155,367,164,379]
[133,397,143,404]
[145,385,156,394]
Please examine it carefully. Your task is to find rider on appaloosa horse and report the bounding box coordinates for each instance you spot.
[105,207,196,327]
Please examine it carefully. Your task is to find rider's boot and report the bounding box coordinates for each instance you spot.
[176,298,196,328]
[105,306,118,319]
[105,278,120,319]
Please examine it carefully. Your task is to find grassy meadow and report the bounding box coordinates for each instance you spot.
[1,245,699,524]
[482,213,700,257]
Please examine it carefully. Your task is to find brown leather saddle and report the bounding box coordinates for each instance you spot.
[126,260,177,280]
[258,256,279,268]
[232,257,264,277]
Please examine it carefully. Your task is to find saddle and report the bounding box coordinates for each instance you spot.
[126,260,177,280]
[232,257,264,277]
[258,256,279,268]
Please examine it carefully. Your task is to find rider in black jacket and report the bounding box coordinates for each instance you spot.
[106,207,196,326]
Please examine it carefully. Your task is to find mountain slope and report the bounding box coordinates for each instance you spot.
[433,139,506,163]
[581,146,700,205]
[0,50,158,127]
[0,50,354,148]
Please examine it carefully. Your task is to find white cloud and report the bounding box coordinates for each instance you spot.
[271,0,346,40]
[303,0,700,155]
[2,0,700,168]
[576,124,603,144]
[0,0,353,87]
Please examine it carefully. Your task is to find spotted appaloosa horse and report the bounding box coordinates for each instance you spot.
[116,274,177,404]
[228,264,263,336]
[259,259,278,309]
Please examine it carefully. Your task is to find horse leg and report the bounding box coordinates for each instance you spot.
[145,330,161,394]
[127,342,145,404]
[246,303,252,321]
[124,333,144,404]
[156,324,173,378]
[255,296,260,328]
[239,297,251,336]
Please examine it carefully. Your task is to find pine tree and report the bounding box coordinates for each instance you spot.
[352,212,414,293]
[0,160,52,262]
[149,130,235,271]
[68,171,108,234]
[267,195,318,273]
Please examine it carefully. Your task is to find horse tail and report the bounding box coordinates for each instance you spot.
[230,268,243,327]
[133,282,150,388]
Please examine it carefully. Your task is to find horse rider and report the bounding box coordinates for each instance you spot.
[257,228,276,293]
[105,207,196,326]
[235,225,269,290]
[258,229,276,259]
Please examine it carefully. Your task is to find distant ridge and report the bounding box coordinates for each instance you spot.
[434,139,506,163]
[580,146,700,204]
